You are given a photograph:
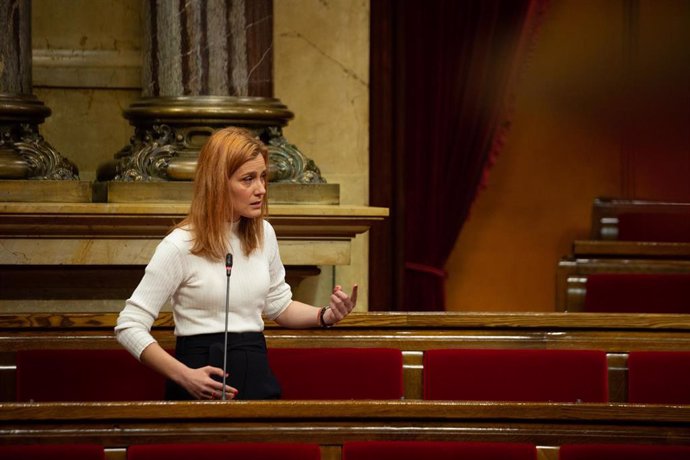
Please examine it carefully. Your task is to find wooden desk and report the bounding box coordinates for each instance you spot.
[573,240,690,259]
[0,401,688,460]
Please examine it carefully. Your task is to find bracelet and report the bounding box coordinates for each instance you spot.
[318,305,333,328]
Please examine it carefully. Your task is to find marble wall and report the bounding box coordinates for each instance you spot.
[274,0,370,308]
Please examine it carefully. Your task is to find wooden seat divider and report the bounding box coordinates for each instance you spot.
[3,312,690,403]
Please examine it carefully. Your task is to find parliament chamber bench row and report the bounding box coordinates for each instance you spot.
[555,258,690,312]
[4,440,690,460]
[2,312,690,403]
[6,346,690,405]
[2,312,690,457]
[558,198,690,313]
[587,197,690,244]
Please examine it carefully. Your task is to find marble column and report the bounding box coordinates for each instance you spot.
[0,0,78,180]
[99,0,324,183]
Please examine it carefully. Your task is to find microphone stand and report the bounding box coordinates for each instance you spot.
[222,253,233,400]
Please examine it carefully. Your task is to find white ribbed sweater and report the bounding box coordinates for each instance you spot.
[115,220,292,359]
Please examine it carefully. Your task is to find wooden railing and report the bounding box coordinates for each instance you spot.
[1,400,689,460]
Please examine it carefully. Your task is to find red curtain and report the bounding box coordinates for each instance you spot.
[399,0,546,310]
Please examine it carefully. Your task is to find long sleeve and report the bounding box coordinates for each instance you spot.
[115,239,185,359]
[263,221,293,320]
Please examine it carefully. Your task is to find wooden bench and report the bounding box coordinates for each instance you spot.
[556,258,690,313]
[573,198,690,259]
[3,312,690,403]
[1,400,689,460]
[589,197,690,242]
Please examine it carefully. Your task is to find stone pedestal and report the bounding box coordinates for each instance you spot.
[97,96,325,185]
[100,0,324,186]
[0,0,79,183]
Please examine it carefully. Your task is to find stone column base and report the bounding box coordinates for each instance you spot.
[98,96,326,184]
[0,94,79,180]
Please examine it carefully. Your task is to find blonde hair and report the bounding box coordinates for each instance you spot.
[177,127,269,260]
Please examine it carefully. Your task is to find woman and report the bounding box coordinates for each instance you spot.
[115,127,358,400]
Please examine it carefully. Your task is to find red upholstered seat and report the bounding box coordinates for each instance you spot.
[423,348,608,402]
[560,443,690,460]
[16,349,167,402]
[583,273,690,313]
[127,443,320,460]
[618,212,690,243]
[628,351,690,404]
[268,347,403,399]
[0,444,105,460]
[342,441,536,460]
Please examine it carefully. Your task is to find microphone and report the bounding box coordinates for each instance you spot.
[222,253,233,400]
[225,253,233,277]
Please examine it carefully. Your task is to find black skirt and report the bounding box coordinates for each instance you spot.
[166,331,281,400]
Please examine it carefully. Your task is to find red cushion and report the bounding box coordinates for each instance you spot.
[423,349,608,402]
[16,349,167,402]
[343,441,536,460]
[127,443,320,460]
[628,351,690,404]
[0,444,105,460]
[268,348,403,399]
[618,212,690,243]
[583,273,690,313]
[560,443,690,460]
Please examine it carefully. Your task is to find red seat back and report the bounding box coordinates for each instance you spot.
[560,443,690,460]
[16,349,167,402]
[584,273,690,313]
[618,212,690,243]
[423,348,608,402]
[127,443,320,460]
[268,347,403,399]
[343,441,536,460]
[0,444,105,460]
[628,351,690,404]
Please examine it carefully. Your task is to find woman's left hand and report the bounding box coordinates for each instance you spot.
[324,284,358,326]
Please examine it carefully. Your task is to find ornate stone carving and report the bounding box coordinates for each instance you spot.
[112,125,176,181]
[0,122,79,180]
[99,96,326,184]
[265,127,325,184]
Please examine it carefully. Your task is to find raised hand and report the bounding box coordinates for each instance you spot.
[324,284,358,326]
